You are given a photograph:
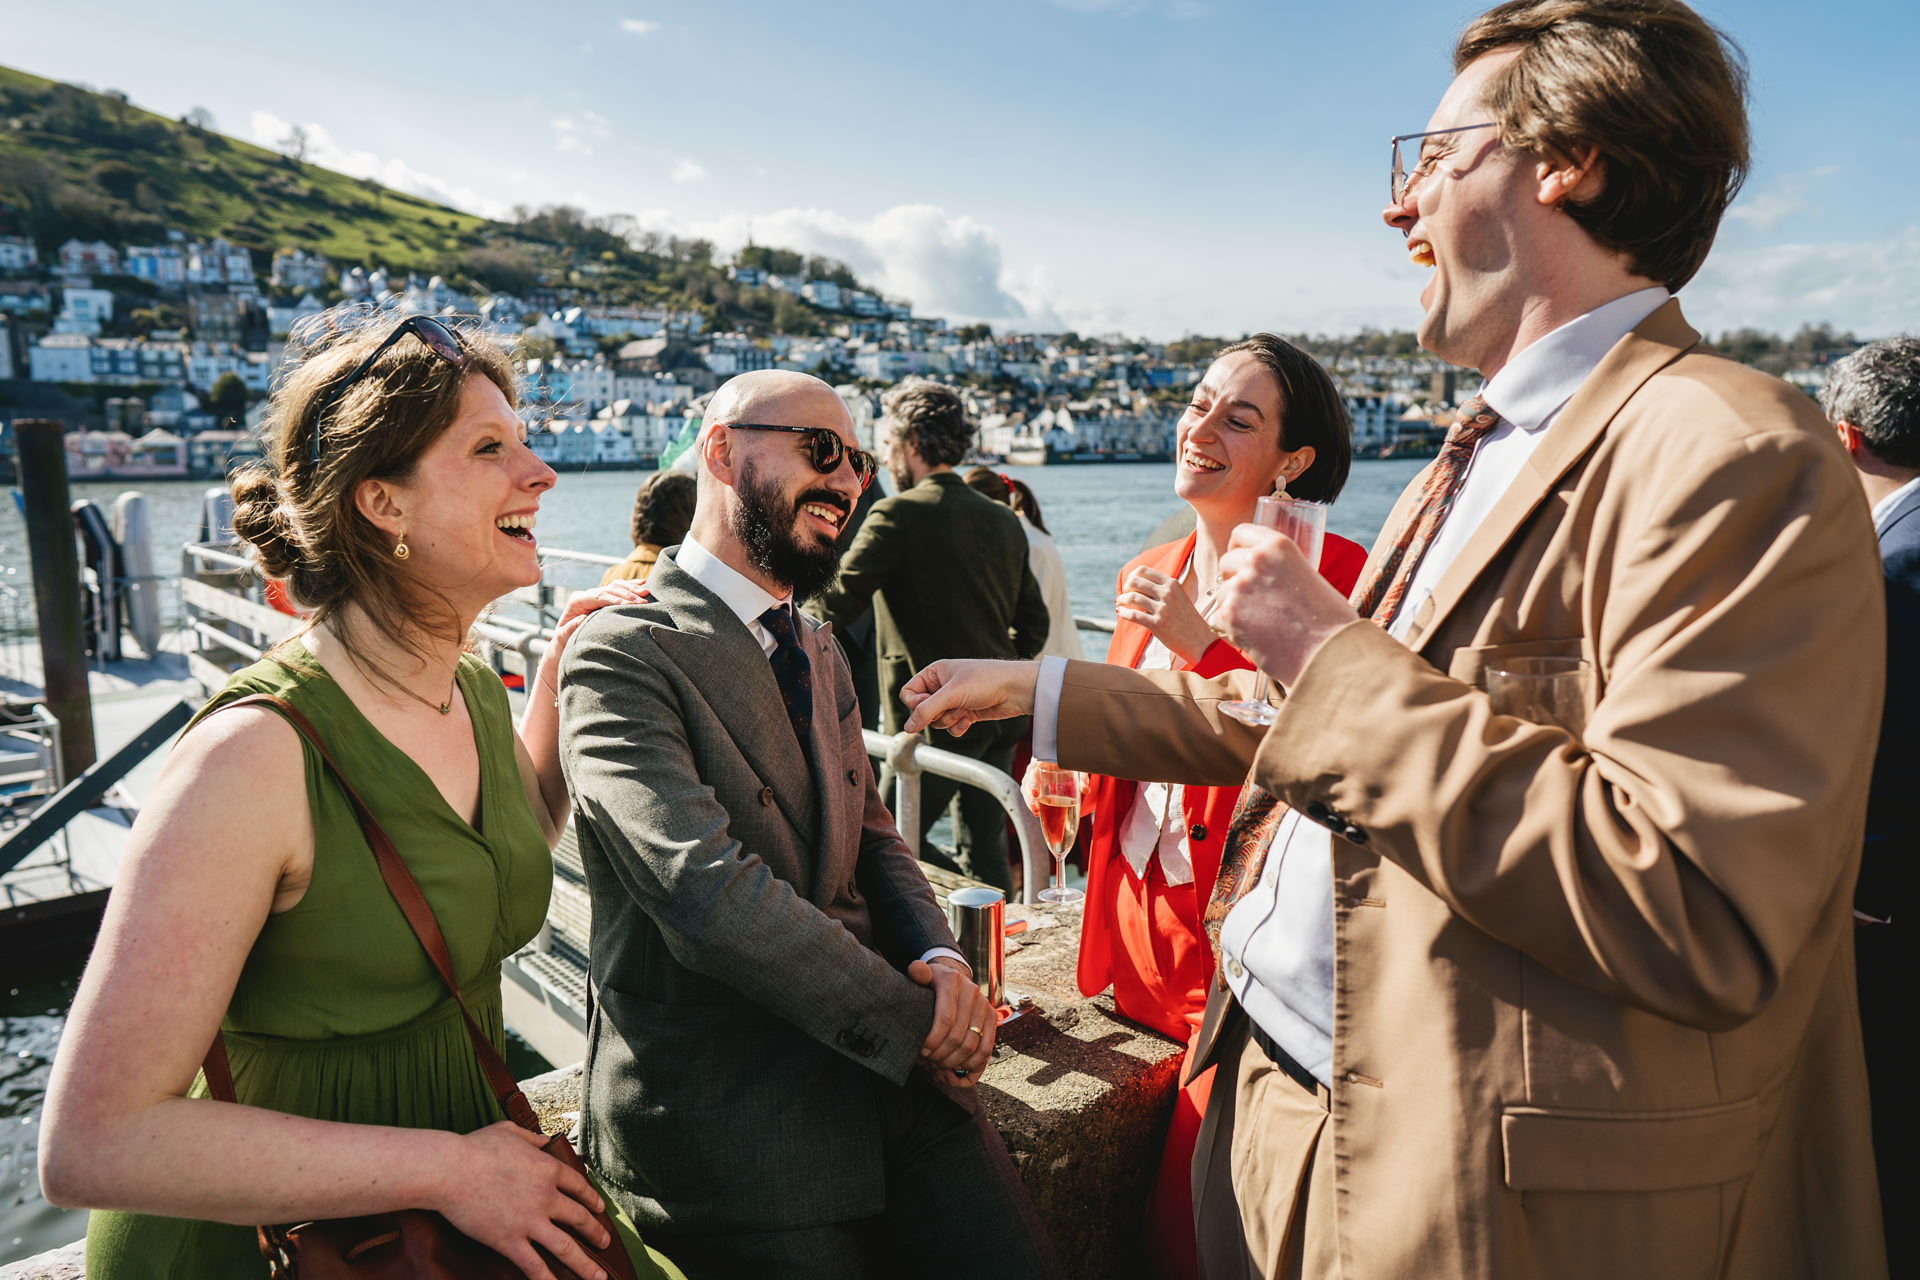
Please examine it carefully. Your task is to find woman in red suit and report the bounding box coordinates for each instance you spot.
[1081,335,1363,1279]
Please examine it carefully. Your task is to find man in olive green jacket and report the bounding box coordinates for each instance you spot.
[815,381,1048,894]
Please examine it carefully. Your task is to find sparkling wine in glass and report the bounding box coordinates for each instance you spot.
[1220,495,1329,727]
[1031,763,1086,905]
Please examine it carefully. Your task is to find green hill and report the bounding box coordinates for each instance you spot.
[0,63,487,272]
[0,64,888,337]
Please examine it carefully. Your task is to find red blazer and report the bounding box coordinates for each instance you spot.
[1075,528,1368,1026]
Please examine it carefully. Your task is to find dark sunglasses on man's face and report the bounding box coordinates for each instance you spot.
[724,423,877,491]
[308,315,467,464]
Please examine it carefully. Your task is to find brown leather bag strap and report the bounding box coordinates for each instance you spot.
[196,689,542,1135]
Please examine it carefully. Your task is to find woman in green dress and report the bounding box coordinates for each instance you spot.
[39,311,678,1280]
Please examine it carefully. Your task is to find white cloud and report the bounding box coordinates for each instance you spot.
[620,18,660,36]
[1686,225,1920,337]
[660,203,1047,326]
[248,109,509,219]
[671,158,709,184]
[553,111,614,157]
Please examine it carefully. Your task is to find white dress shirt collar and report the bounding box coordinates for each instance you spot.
[676,534,789,629]
[1479,286,1671,433]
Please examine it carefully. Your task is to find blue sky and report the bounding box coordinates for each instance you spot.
[6,0,1914,339]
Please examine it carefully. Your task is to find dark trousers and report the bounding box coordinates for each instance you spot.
[1857,923,1907,1266]
[645,1073,1060,1280]
[881,715,1029,896]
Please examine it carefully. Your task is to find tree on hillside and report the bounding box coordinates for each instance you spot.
[182,106,216,132]
[804,256,859,289]
[207,373,249,425]
[452,245,541,296]
[736,244,805,277]
[279,124,311,167]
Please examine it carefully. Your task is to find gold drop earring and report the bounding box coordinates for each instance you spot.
[394,536,410,561]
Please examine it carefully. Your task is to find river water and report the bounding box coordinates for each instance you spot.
[0,457,1427,1263]
[1,460,1426,648]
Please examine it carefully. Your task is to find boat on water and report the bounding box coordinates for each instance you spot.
[1004,446,1173,465]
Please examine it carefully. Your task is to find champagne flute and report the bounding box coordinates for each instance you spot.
[1030,762,1086,905]
[1221,495,1328,726]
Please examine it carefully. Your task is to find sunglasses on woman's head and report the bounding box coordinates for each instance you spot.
[723,423,878,491]
[307,315,467,464]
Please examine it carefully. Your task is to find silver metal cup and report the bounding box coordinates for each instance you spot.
[946,886,1006,1009]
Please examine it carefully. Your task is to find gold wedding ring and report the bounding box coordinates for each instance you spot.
[967,1025,982,1035]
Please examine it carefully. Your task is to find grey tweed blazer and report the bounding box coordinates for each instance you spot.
[558,549,957,1232]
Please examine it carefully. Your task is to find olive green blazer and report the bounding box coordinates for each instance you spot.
[814,471,1049,733]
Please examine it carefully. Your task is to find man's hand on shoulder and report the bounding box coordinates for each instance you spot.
[908,956,994,1085]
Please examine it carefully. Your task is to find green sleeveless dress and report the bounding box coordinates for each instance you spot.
[84,648,680,1279]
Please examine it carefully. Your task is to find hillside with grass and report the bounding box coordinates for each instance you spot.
[0,64,488,273]
[0,65,890,338]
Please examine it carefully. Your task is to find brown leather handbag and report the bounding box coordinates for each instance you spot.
[199,692,640,1280]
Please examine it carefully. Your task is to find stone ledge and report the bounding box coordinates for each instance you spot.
[0,1241,83,1280]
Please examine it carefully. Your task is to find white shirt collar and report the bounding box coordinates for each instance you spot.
[1873,473,1920,532]
[675,534,788,628]
[1480,286,1670,432]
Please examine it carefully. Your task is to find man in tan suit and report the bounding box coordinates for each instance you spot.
[900,1,1889,1276]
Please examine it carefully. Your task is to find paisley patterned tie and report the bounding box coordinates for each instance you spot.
[759,604,813,758]
[1201,397,1505,961]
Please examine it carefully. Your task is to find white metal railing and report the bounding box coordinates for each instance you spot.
[173,543,1068,908]
[864,729,1048,906]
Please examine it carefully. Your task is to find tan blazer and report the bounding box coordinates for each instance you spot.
[1057,302,1888,1278]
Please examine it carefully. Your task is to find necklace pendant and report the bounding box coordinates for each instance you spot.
[438,701,452,715]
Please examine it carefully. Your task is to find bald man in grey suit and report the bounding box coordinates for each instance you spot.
[558,372,1057,1279]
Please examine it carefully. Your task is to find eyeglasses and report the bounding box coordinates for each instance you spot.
[724,423,878,490]
[1389,123,1498,206]
[308,315,467,464]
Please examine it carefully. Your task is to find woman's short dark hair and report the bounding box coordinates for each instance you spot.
[1456,0,1749,292]
[882,379,974,469]
[631,470,697,549]
[1213,334,1353,503]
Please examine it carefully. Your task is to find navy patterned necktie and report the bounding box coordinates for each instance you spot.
[759,605,813,756]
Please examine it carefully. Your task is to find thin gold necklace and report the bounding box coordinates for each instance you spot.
[391,671,459,715]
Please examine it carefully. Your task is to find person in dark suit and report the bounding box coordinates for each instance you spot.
[558,370,1056,1279]
[1823,335,1920,1261]
[814,380,1049,895]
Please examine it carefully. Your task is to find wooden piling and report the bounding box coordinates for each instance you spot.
[14,419,97,779]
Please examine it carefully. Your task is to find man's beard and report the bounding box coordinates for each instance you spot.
[732,459,847,602]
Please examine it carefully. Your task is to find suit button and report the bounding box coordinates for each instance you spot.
[846,769,859,786]
[1342,823,1369,847]
[1226,957,1244,979]
[1188,822,1207,843]
[760,787,774,806]
[1305,801,1332,824]
[836,1030,852,1047]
